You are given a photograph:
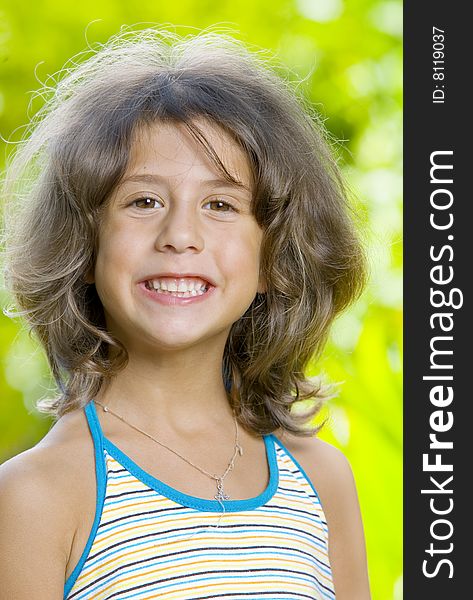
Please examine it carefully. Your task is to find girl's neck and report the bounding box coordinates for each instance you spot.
[96,344,234,438]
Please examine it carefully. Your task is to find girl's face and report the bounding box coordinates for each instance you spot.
[92,120,264,356]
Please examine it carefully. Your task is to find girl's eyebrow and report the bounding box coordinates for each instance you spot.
[122,173,251,192]
[122,173,251,193]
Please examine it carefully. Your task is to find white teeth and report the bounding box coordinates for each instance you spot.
[150,288,205,297]
[147,277,210,296]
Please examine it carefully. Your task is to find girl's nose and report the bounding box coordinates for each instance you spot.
[154,205,204,254]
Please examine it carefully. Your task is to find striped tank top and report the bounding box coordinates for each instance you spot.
[64,401,335,599]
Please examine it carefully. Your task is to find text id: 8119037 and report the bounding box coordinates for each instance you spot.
[432,27,445,104]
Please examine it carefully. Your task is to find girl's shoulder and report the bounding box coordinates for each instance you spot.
[0,409,95,523]
[276,431,360,534]
[0,406,94,530]
[0,406,93,496]
[12,407,95,482]
[274,430,354,493]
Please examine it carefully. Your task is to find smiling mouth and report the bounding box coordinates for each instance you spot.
[144,276,211,298]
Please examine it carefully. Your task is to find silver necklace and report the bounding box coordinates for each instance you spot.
[94,400,243,501]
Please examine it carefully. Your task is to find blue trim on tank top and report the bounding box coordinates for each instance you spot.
[79,399,277,509]
[63,402,108,599]
[91,399,279,513]
[271,435,327,520]
[102,435,278,513]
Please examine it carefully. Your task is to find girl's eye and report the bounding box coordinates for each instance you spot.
[132,197,162,209]
[203,199,235,212]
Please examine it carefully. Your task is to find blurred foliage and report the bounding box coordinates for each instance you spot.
[0,1,402,598]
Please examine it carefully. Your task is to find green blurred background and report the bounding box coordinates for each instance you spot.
[0,1,402,598]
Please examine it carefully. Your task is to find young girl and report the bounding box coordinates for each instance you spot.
[1,29,370,599]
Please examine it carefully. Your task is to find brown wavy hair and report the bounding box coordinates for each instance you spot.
[3,28,367,435]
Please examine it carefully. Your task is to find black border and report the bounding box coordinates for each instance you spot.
[404,2,469,596]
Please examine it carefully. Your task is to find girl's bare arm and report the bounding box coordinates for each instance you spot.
[0,450,73,599]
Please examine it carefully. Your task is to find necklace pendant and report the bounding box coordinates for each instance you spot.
[215,478,230,501]
[215,489,230,501]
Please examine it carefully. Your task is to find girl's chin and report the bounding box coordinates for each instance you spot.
[125,328,231,354]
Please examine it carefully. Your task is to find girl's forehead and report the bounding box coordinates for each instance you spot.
[125,119,252,188]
